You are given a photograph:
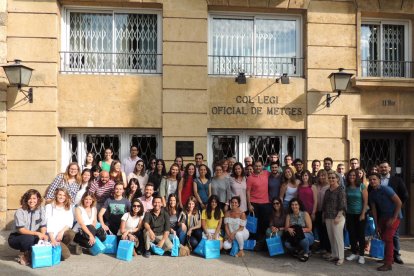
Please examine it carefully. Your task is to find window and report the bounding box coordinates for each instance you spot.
[208,14,303,77]
[61,8,162,73]
[361,20,412,77]
[208,131,302,167]
[62,129,162,171]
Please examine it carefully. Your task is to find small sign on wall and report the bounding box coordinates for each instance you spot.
[176,141,194,157]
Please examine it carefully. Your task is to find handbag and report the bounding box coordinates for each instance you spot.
[193,238,205,256]
[171,235,180,257]
[266,234,284,256]
[90,237,106,256]
[246,212,258,234]
[243,239,256,251]
[365,216,376,236]
[103,230,117,254]
[283,225,305,246]
[116,240,134,261]
[51,245,62,266]
[150,243,165,255]
[370,236,385,259]
[31,241,53,268]
[229,240,239,257]
[204,239,220,259]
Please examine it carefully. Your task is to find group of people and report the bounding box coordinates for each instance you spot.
[8,146,408,272]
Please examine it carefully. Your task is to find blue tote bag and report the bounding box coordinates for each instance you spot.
[204,239,220,259]
[244,239,256,251]
[370,237,385,259]
[194,238,206,256]
[150,243,165,255]
[266,234,284,256]
[52,245,62,266]
[246,212,258,234]
[365,216,376,236]
[90,237,106,256]
[116,240,134,261]
[171,235,180,257]
[229,240,239,257]
[103,231,117,254]
[32,243,53,268]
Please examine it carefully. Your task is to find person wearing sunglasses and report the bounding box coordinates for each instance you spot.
[119,198,144,256]
[266,197,286,238]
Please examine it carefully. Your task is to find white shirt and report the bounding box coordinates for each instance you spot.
[381,173,390,187]
[122,156,142,176]
[117,213,143,235]
[74,183,89,206]
[45,204,74,239]
[73,206,96,232]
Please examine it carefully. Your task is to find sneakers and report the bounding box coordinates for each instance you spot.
[346,254,359,261]
[358,256,365,264]
[143,250,151,258]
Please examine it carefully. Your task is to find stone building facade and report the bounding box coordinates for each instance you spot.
[1,0,414,233]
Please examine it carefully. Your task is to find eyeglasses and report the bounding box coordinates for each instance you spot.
[273,202,280,205]
[132,205,141,208]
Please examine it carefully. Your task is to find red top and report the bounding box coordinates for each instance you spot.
[181,176,194,206]
[247,170,270,204]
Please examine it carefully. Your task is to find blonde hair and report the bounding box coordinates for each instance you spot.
[54,188,72,210]
[63,162,82,185]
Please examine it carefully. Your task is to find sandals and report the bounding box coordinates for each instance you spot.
[16,252,30,266]
[299,254,309,262]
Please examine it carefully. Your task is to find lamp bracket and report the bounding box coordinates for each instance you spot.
[20,87,33,103]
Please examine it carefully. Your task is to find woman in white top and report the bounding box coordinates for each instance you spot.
[73,192,104,248]
[45,188,79,260]
[229,162,247,212]
[74,168,91,206]
[223,196,249,257]
[118,198,144,256]
[279,167,300,209]
[159,163,181,207]
[127,159,149,193]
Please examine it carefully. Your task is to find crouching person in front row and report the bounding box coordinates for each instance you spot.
[46,188,81,260]
[73,192,106,249]
[142,195,173,257]
[8,189,49,266]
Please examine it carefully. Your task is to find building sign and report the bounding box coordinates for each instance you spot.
[211,95,303,116]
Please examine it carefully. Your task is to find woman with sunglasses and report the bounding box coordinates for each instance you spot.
[322,171,347,265]
[119,198,144,256]
[266,197,286,238]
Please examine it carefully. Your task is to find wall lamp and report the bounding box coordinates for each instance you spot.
[1,59,34,103]
[276,73,289,84]
[235,72,246,84]
[326,68,353,108]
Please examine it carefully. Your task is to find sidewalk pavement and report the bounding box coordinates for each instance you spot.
[1,231,413,276]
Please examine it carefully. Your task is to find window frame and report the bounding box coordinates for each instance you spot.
[61,128,162,171]
[360,18,412,77]
[208,12,303,77]
[61,6,163,74]
[207,130,303,168]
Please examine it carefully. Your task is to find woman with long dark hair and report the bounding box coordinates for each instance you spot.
[119,198,144,256]
[297,170,317,220]
[99,148,113,172]
[159,163,181,207]
[279,167,300,209]
[127,159,148,194]
[193,164,211,209]
[266,197,286,238]
[178,163,196,209]
[148,159,167,194]
[178,196,202,248]
[125,178,142,202]
[229,162,247,212]
[74,168,92,206]
[83,152,96,170]
[345,169,368,264]
[201,195,224,249]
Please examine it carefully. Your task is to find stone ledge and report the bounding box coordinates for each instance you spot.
[353,77,414,90]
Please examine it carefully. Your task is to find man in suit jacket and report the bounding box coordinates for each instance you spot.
[379,160,409,264]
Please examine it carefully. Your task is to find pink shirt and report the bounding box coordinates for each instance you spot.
[247,170,270,204]
[138,196,153,212]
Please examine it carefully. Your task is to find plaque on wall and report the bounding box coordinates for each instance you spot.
[176,141,194,157]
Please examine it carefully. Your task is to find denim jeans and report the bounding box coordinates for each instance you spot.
[284,232,315,254]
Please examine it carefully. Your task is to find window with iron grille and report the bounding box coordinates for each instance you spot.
[63,130,161,170]
[209,14,303,77]
[361,20,412,78]
[61,9,162,74]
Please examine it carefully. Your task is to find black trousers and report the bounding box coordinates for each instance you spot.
[8,232,39,252]
[74,225,106,248]
[251,202,272,242]
[314,211,331,252]
[346,214,366,255]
